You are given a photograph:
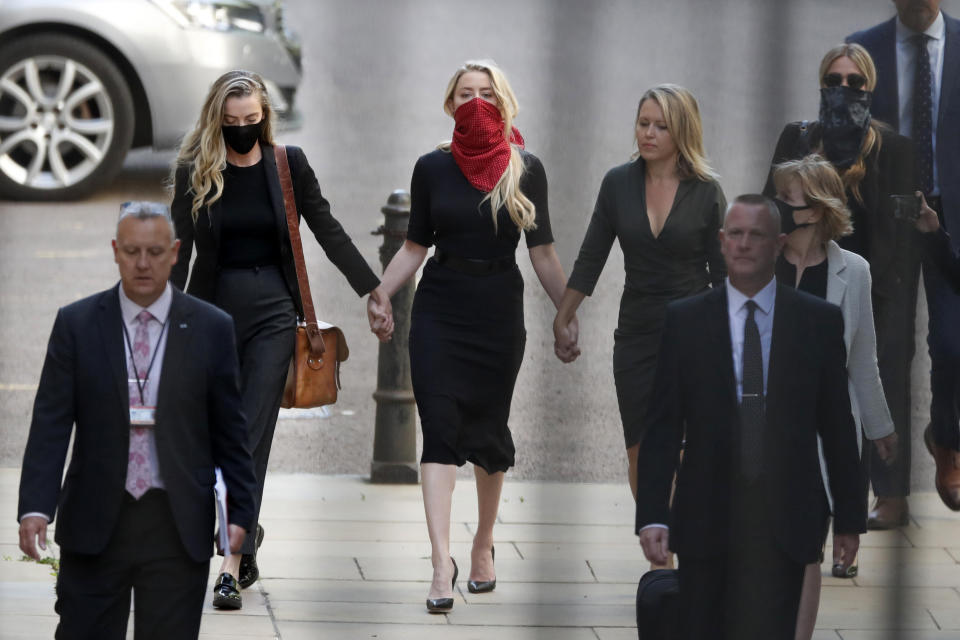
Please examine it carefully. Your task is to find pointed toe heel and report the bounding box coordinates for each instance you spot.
[425,557,458,613]
[468,545,496,594]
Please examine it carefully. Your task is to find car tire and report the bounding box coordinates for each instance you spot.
[0,33,135,201]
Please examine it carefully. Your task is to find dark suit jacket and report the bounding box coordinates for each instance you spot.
[848,12,960,247]
[17,285,257,563]
[635,284,866,565]
[762,121,918,301]
[170,143,380,317]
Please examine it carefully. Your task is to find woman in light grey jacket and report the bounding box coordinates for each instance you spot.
[771,154,897,640]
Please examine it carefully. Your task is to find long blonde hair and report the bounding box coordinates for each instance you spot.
[817,43,882,205]
[439,60,536,233]
[773,155,853,241]
[172,70,277,223]
[632,84,719,182]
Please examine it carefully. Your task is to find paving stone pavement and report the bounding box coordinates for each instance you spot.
[3,468,960,639]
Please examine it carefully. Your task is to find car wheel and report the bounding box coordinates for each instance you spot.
[0,34,135,201]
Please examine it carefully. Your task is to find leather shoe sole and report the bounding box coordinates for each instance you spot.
[924,424,960,511]
[212,572,242,610]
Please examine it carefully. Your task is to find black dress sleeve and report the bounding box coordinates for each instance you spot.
[566,169,618,296]
[521,152,554,248]
[705,180,727,287]
[288,146,380,296]
[170,165,194,290]
[406,154,434,248]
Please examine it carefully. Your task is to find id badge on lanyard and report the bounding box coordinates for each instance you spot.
[129,403,157,427]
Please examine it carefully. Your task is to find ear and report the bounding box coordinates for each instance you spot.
[775,232,787,254]
[112,239,120,264]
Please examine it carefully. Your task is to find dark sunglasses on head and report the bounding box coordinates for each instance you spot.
[822,72,867,91]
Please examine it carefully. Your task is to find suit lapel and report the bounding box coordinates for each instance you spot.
[156,290,194,421]
[767,285,797,421]
[825,241,848,308]
[877,17,901,129]
[98,285,130,420]
[940,13,960,137]
[706,286,737,408]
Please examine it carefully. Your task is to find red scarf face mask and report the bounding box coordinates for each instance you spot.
[450,97,524,192]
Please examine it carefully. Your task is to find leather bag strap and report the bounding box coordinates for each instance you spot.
[275,145,325,355]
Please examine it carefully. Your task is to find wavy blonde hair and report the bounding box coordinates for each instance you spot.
[438,60,536,233]
[773,154,853,241]
[172,70,277,223]
[817,43,883,205]
[631,84,719,182]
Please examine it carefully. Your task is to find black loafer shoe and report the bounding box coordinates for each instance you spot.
[468,545,496,593]
[238,525,265,589]
[426,558,458,613]
[212,572,242,610]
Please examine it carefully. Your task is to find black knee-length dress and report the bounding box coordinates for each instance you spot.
[406,149,552,473]
[566,159,726,449]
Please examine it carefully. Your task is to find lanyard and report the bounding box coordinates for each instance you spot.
[121,314,169,406]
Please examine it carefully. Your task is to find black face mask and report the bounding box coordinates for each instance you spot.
[774,198,815,235]
[221,119,264,155]
[818,85,872,170]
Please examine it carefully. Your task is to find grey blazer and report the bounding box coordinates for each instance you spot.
[818,240,895,508]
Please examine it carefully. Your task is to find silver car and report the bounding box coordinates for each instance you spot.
[0,0,301,200]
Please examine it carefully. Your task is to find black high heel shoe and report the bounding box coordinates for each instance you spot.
[468,545,496,593]
[425,557,458,613]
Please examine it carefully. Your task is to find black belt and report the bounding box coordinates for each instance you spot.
[433,248,516,276]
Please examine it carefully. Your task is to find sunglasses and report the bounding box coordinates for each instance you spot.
[822,72,867,91]
[119,201,170,217]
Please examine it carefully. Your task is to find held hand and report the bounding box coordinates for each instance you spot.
[639,527,670,565]
[552,314,581,363]
[367,286,394,342]
[873,432,899,465]
[832,533,860,573]
[18,516,48,561]
[228,524,246,554]
[915,191,940,234]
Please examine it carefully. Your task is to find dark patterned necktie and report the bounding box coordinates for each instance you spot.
[911,33,934,195]
[740,300,764,480]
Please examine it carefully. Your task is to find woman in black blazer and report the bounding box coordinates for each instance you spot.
[170,70,392,610]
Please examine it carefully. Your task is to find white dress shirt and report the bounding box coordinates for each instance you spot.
[896,11,946,194]
[119,283,172,493]
[726,277,777,402]
[640,277,778,535]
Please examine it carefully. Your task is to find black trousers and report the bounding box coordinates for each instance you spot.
[215,265,296,555]
[54,490,208,640]
[868,280,920,497]
[677,481,805,640]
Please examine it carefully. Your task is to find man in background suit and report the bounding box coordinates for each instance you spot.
[848,0,960,517]
[17,202,257,639]
[636,195,866,640]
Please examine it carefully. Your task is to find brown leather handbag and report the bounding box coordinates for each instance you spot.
[275,145,348,408]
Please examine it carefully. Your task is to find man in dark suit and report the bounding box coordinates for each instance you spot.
[17,202,257,639]
[848,0,960,515]
[636,195,866,640]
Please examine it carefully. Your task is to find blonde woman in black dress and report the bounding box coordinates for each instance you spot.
[554,85,726,508]
[371,60,575,612]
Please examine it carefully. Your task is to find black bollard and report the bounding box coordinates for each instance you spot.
[370,189,419,484]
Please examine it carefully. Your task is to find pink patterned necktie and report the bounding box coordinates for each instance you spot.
[126,309,154,499]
